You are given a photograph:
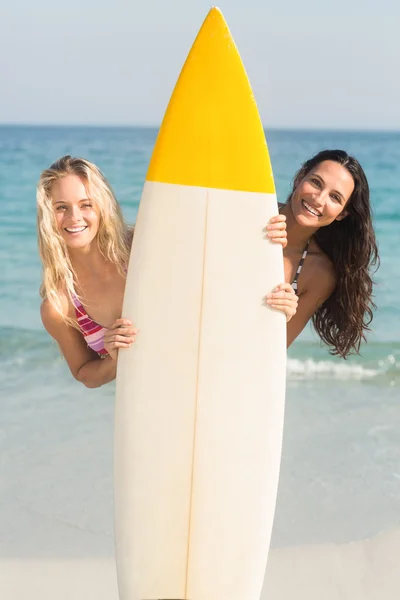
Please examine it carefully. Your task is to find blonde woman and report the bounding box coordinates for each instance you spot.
[38,156,137,388]
[37,155,290,388]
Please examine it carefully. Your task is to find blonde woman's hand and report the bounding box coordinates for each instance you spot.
[266,283,298,322]
[104,319,138,360]
[265,214,287,248]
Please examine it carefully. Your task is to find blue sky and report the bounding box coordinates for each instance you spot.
[0,0,397,129]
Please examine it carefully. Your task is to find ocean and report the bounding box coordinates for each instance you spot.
[1,126,399,578]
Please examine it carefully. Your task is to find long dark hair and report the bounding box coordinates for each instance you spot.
[289,149,379,358]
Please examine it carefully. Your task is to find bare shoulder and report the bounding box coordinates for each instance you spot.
[287,245,336,347]
[41,293,98,379]
[302,240,336,298]
[40,293,73,335]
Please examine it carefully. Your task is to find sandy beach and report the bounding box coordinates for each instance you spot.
[2,528,400,599]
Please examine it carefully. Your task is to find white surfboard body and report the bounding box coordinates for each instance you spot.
[115,8,286,600]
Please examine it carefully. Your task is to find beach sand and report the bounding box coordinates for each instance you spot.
[2,528,400,600]
[263,527,400,599]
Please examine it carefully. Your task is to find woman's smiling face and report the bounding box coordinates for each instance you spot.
[51,174,100,250]
[290,160,355,227]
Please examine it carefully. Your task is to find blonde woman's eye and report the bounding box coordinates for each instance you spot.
[56,205,67,211]
[82,203,93,208]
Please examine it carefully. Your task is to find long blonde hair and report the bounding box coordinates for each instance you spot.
[37,155,132,327]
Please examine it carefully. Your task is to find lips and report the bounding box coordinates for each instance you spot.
[301,200,322,217]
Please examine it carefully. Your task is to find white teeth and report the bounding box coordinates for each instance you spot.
[65,226,87,233]
[302,200,321,217]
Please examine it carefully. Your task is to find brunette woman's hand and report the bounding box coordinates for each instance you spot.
[266,283,298,322]
[265,214,287,248]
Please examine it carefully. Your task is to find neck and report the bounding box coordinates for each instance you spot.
[68,243,108,277]
[280,201,319,251]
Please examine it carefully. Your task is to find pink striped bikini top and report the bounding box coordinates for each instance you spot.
[71,293,109,357]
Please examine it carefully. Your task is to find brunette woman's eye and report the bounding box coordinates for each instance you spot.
[311,177,321,187]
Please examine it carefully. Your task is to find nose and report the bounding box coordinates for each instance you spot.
[312,188,329,207]
[68,204,84,221]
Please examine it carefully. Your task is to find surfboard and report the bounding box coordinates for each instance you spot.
[114,7,286,600]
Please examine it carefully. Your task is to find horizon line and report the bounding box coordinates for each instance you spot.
[1,122,400,135]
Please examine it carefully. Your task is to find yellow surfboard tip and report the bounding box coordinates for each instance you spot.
[207,6,230,29]
[146,8,275,194]
[208,6,222,16]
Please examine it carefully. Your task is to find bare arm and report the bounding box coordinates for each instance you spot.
[41,297,117,388]
[286,265,336,347]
